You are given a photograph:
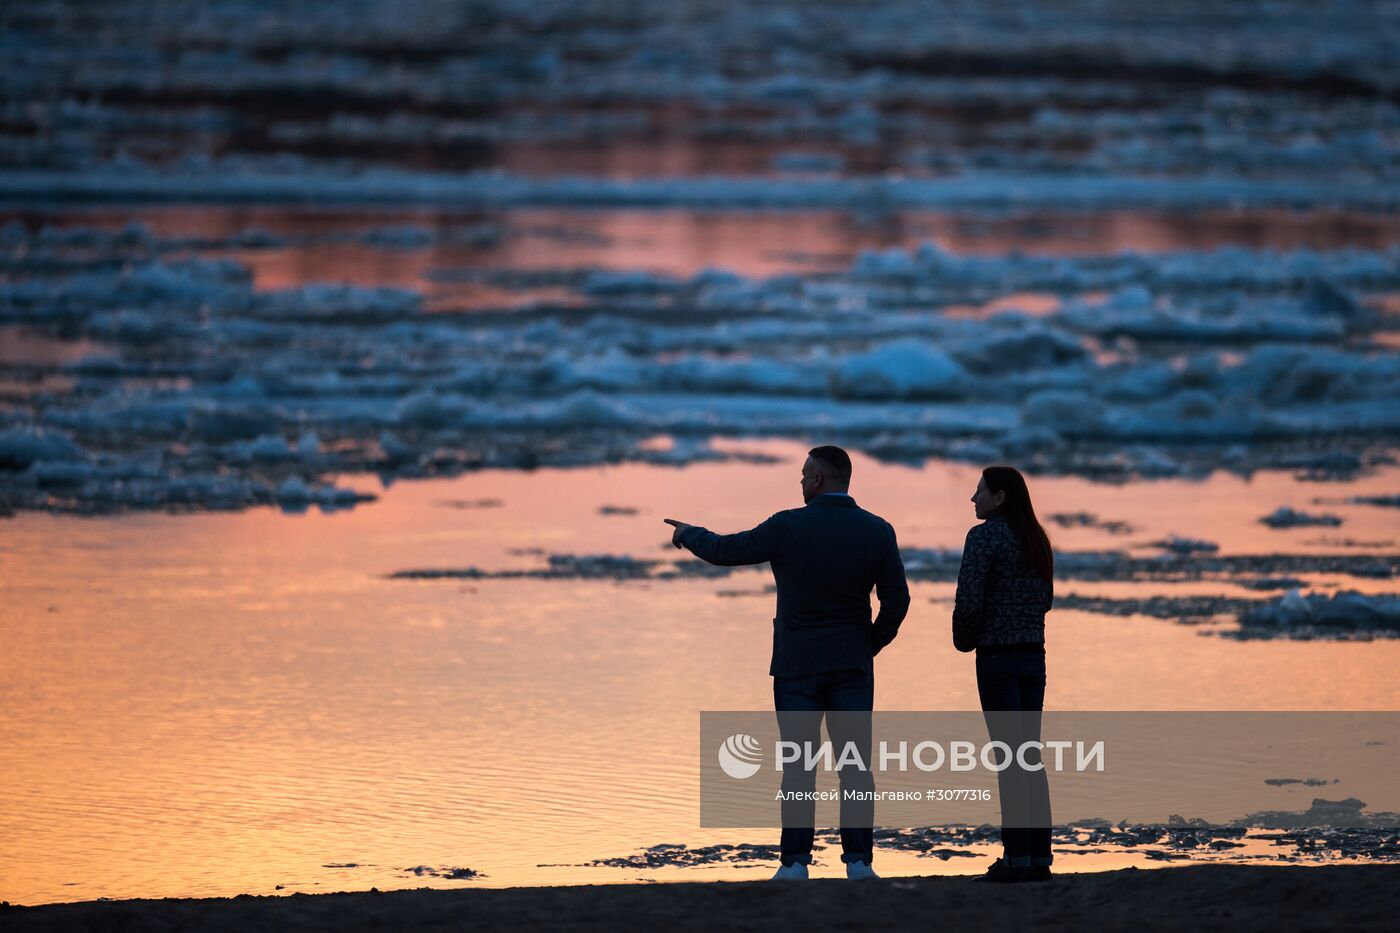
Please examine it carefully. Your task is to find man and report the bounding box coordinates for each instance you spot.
[665,445,910,880]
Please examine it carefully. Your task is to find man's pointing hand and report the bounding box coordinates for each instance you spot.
[663,518,694,549]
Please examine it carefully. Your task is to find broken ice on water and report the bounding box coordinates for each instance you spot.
[1,231,1399,516]
[3,0,1400,520]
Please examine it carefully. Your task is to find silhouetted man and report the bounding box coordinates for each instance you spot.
[665,445,910,880]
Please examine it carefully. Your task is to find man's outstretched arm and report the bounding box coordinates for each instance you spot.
[664,515,781,567]
[871,525,910,655]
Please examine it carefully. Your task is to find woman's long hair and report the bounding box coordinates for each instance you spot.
[983,465,1054,582]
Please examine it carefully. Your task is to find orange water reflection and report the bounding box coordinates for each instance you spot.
[3,442,1399,904]
[8,206,1399,312]
[0,327,108,366]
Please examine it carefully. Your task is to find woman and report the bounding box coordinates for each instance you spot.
[953,465,1054,883]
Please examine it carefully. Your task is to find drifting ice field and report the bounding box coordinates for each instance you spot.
[3,0,1400,905]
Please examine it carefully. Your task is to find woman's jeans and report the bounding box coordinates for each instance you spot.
[976,647,1053,868]
[772,667,875,866]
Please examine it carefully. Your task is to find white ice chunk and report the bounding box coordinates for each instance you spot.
[832,339,966,399]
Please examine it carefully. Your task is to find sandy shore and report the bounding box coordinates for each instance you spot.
[4,865,1397,932]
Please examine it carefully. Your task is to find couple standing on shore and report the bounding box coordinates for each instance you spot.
[665,446,1054,883]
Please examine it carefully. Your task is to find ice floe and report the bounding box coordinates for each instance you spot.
[1350,494,1400,508]
[1150,536,1221,556]
[399,865,483,880]
[1049,589,1400,639]
[1260,507,1344,528]
[1045,512,1136,535]
[1054,594,1256,623]
[1232,590,1400,640]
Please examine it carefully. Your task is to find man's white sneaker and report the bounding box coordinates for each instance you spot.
[771,862,809,880]
[845,861,879,880]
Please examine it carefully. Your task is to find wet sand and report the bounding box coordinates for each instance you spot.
[4,865,1396,931]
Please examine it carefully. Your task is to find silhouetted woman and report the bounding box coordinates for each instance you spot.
[953,465,1054,882]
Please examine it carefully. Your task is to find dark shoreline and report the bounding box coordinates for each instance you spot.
[5,865,1399,932]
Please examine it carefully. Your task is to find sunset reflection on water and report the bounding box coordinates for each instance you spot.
[4,442,1400,903]
[12,206,1399,311]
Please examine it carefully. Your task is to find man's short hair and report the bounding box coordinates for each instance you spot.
[808,445,852,483]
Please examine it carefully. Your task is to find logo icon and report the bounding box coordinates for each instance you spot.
[718,733,763,779]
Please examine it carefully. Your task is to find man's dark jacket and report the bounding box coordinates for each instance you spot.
[679,495,910,677]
